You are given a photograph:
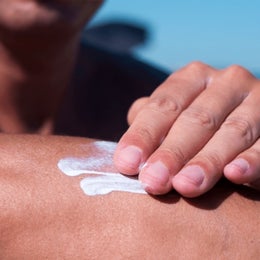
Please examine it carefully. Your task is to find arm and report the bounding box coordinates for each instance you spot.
[0,134,259,259]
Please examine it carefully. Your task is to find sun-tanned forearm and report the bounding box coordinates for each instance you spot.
[0,0,103,133]
[0,134,259,259]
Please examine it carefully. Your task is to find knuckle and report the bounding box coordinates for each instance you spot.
[130,125,156,145]
[244,147,260,162]
[186,61,208,73]
[196,153,224,173]
[171,146,187,164]
[148,95,181,115]
[181,108,218,131]
[223,65,253,81]
[180,61,213,84]
[221,117,255,144]
[160,146,187,165]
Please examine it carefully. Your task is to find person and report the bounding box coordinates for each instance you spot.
[0,0,103,133]
[0,2,259,258]
[0,134,259,258]
[0,0,259,200]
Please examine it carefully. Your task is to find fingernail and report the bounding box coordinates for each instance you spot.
[141,161,170,187]
[226,158,249,175]
[117,145,143,172]
[177,165,205,187]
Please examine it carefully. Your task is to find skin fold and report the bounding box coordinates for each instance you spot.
[0,134,259,259]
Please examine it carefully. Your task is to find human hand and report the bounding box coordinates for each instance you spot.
[114,62,260,197]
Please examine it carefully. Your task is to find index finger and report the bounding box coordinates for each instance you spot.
[114,62,215,175]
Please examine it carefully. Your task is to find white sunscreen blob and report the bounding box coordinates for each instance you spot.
[57,141,147,196]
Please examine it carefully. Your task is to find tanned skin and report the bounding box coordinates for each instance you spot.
[0,134,259,259]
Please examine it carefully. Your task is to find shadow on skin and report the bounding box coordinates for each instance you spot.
[148,179,234,208]
[184,178,260,210]
[151,178,260,210]
[149,190,181,205]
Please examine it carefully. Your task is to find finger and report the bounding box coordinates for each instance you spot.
[139,65,255,194]
[172,82,260,197]
[127,97,149,125]
[114,62,214,175]
[224,138,260,190]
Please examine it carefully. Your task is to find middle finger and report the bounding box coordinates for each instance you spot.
[139,67,254,194]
